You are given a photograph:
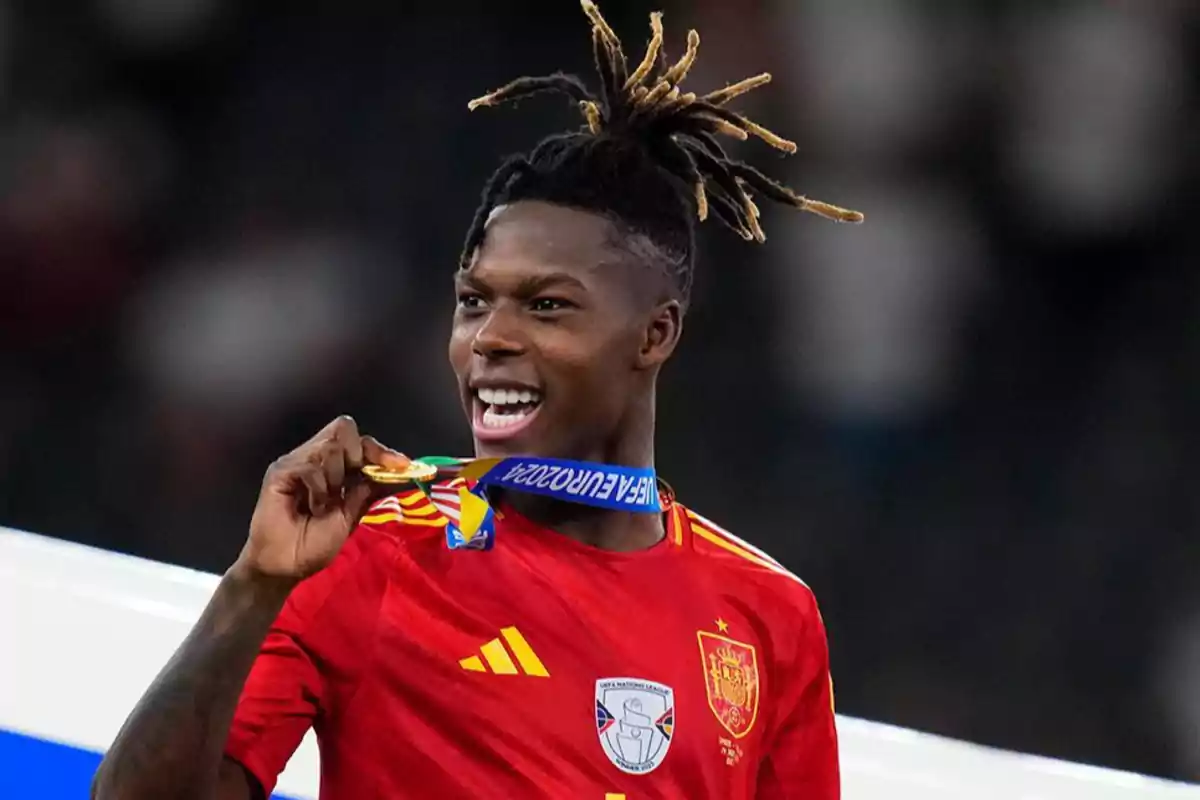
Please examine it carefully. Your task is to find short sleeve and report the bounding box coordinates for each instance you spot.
[755,587,840,799]
[224,525,394,796]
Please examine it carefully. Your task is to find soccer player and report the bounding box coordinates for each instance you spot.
[92,3,860,799]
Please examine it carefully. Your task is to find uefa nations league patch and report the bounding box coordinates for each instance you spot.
[594,677,675,775]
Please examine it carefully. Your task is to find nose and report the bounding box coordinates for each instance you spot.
[471,306,526,360]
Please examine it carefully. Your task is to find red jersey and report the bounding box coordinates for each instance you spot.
[225,480,838,799]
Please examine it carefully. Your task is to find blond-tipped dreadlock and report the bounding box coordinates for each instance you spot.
[461,1,862,303]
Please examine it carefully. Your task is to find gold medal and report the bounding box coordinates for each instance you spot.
[362,461,440,484]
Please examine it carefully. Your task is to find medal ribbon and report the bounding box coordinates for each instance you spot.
[407,456,662,550]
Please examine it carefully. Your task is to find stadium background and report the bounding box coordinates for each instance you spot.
[0,0,1197,787]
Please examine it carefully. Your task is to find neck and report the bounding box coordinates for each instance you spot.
[495,392,663,552]
[502,495,664,552]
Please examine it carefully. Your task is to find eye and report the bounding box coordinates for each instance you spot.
[530,297,576,313]
[457,291,486,311]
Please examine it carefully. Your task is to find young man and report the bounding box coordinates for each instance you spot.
[92,3,860,798]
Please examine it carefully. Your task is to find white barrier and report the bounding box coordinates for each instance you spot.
[1,525,1196,799]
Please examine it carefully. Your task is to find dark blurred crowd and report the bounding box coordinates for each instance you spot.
[1,0,1197,784]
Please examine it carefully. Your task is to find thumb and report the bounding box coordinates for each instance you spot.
[362,435,410,470]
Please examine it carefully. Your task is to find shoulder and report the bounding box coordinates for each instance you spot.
[680,504,830,681]
[679,504,820,619]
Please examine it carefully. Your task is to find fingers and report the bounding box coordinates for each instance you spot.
[331,416,364,468]
[305,417,366,491]
[362,435,410,470]
[294,463,330,516]
[311,417,405,476]
[346,436,415,524]
[312,440,346,491]
[304,414,356,446]
[264,417,409,518]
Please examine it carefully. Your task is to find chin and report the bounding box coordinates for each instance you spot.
[472,431,560,461]
[472,439,527,459]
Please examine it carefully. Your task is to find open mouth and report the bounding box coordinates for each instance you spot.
[472,386,544,441]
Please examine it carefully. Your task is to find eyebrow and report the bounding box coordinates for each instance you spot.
[456,270,590,294]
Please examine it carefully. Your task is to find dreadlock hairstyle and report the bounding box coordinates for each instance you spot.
[461,0,863,306]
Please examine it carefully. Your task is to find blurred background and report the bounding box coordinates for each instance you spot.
[0,0,1197,784]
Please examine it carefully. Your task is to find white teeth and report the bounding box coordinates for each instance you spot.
[475,387,541,406]
[481,405,536,429]
[475,386,543,430]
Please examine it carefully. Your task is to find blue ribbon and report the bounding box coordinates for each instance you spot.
[421,456,661,551]
[475,457,662,514]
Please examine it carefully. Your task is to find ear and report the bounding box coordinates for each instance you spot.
[636,299,683,370]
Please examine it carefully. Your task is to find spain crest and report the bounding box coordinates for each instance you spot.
[697,631,760,739]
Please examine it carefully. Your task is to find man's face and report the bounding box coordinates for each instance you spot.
[448,200,669,462]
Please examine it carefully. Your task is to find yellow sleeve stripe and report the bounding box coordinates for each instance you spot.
[686,509,784,567]
[687,513,807,588]
[670,505,684,546]
[689,522,777,569]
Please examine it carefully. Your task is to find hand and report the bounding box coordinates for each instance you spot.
[237,416,409,582]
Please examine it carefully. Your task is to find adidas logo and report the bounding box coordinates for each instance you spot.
[459,627,549,677]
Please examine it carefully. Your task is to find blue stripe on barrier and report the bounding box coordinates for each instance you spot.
[0,729,297,799]
[0,729,103,799]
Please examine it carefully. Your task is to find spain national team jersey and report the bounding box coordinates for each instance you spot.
[225,479,838,799]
